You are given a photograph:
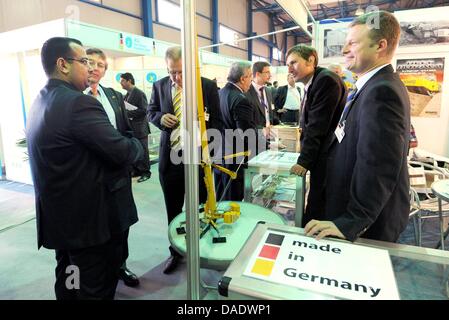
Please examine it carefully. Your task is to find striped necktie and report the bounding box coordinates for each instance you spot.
[170,86,182,149]
[338,87,358,125]
[259,87,270,127]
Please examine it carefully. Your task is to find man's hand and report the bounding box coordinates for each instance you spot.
[290,164,307,177]
[161,114,179,128]
[277,108,287,114]
[304,219,346,240]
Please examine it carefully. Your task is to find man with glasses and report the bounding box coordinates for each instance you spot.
[148,46,222,274]
[245,61,279,141]
[26,37,143,299]
[84,48,141,288]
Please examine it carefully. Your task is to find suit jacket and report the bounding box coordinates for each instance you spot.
[273,85,302,110]
[245,84,279,128]
[325,65,410,242]
[148,76,222,175]
[100,85,139,235]
[297,67,347,171]
[26,79,143,250]
[124,86,150,138]
[219,82,262,164]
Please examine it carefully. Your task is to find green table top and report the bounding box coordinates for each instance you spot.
[168,201,287,271]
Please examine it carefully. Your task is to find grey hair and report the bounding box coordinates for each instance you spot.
[227,61,252,83]
[165,46,182,61]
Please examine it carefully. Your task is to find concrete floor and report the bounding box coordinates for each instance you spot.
[0,170,221,300]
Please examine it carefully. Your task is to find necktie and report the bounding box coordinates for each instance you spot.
[259,87,270,127]
[170,87,182,149]
[338,87,358,125]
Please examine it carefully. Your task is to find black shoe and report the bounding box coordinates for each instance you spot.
[119,267,140,287]
[137,172,151,183]
[163,254,180,274]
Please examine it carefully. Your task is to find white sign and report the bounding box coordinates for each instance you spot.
[248,150,300,171]
[243,230,400,300]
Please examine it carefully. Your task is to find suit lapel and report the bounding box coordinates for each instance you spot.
[328,65,394,147]
[250,85,265,117]
[164,79,174,113]
[101,85,123,131]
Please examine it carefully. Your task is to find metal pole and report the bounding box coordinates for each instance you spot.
[181,0,201,300]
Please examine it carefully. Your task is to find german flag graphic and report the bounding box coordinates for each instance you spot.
[251,233,284,276]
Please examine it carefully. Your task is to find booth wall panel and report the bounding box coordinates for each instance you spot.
[103,0,141,17]
[0,0,142,35]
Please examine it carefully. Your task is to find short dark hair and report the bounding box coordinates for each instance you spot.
[350,10,400,56]
[120,72,135,85]
[86,48,108,69]
[252,61,271,77]
[286,45,318,68]
[41,37,82,76]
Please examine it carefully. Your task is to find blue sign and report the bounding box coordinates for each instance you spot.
[147,72,158,83]
[125,37,133,48]
[116,73,123,83]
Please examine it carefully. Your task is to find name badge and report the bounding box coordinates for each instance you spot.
[335,122,345,143]
[205,112,210,122]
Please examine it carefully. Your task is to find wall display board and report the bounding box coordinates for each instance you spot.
[396,58,445,117]
[395,7,449,47]
[314,20,350,64]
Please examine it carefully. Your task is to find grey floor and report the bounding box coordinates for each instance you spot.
[0,169,221,300]
[0,169,447,300]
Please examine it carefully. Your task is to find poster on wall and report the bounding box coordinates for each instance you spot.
[315,21,350,63]
[323,28,347,58]
[395,7,449,47]
[396,58,444,117]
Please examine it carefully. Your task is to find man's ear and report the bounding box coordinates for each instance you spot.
[377,39,388,54]
[307,56,315,67]
[56,58,70,75]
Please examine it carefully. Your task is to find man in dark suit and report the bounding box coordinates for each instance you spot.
[304,11,410,243]
[274,73,303,124]
[216,61,259,201]
[85,48,140,288]
[288,45,347,226]
[26,38,143,299]
[120,72,152,183]
[148,46,222,274]
[245,61,279,141]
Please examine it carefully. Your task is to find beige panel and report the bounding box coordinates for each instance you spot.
[198,37,211,48]
[198,15,212,39]
[253,41,268,59]
[218,0,247,34]
[154,24,181,45]
[197,0,211,17]
[103,0,141,16]
[0,0,44,32]
[0,0,142,34]
[220,45,247,60]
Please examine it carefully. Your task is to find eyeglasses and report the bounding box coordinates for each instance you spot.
[168,70,182,76]
[65,57,90,67]
[88,59,107,69]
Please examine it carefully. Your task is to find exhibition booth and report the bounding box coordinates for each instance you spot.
[1,5,449,300]
[0,19,250,184]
